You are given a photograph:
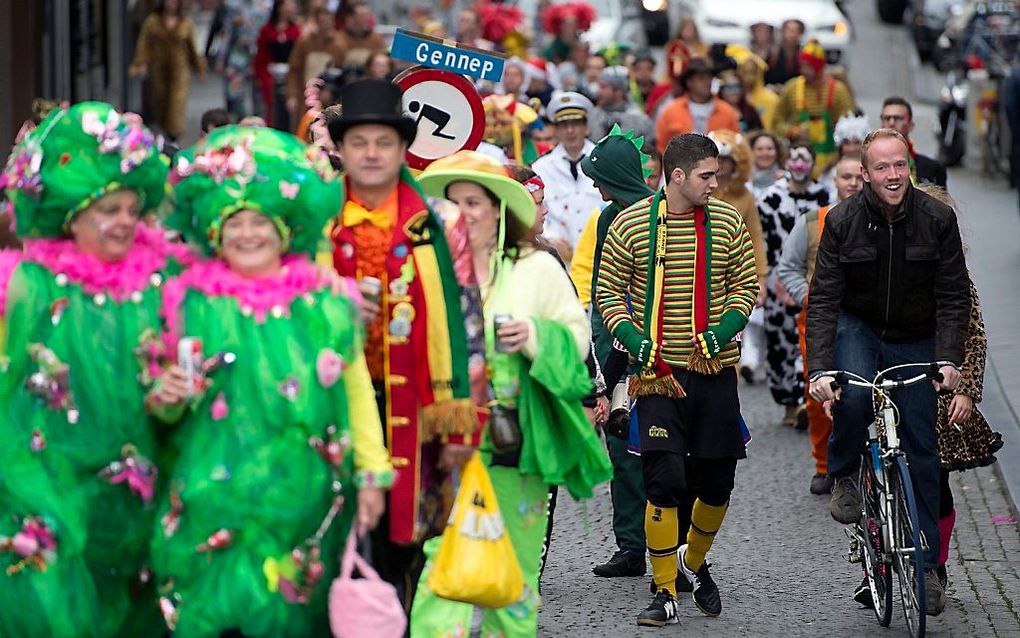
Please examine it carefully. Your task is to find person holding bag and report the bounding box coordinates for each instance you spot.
[148,126,393,637]
[410,151,612,637]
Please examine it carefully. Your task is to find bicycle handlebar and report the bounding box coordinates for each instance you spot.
[820,362,950,393]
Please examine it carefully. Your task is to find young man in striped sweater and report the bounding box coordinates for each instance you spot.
[596,133,758,627]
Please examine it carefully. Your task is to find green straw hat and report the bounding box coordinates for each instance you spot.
[1,101,169,238]
[167,126,342,257]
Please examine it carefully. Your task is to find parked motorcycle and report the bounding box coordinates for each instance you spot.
[933,1,1018,169]
[937,62,969,166]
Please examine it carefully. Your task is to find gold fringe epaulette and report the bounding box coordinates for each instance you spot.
[629,373,686,399]
[421,399,481,440]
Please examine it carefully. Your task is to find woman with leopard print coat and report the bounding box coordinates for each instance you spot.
[933,277,1003,586]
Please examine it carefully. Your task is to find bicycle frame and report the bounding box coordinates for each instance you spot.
[825,362,948,637]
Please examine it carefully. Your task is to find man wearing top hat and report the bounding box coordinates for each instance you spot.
[326,78,482,613]
[532,91,607,261]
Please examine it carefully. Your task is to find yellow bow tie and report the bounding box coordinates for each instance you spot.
[342,200,393,230]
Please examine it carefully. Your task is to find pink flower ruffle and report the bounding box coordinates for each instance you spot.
[18,223,196,303]
[160,255,330,347]
[0,249,23,315]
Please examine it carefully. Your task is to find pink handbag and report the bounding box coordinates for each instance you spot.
[328,526,407,638]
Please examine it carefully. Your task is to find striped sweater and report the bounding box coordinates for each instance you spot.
[596,195,758,368]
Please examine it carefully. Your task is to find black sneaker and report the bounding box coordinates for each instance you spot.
[810,473,834,495]
[830,476,862,524]
[594,549,646,577]
[678,544,721,617]
[647,569,693,594]
[853,576,874,609]
[636,589,680,627]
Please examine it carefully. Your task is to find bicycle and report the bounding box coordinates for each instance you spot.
[821,362,948,638]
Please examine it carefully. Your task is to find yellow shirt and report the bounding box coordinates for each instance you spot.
[568,210,600,307]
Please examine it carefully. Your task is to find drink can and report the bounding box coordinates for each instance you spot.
[360,276,382,306]
[493,313,513,353]
[177,337,203,398]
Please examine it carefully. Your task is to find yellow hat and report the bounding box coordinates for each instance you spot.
[418,151,536,228]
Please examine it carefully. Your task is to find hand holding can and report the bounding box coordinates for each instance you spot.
[177,338,204,398]
[358,277,383,324]
[493,314,513,353]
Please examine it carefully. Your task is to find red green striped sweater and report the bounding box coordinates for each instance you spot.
[596,195,758,368]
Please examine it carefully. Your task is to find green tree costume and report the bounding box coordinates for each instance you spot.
[151,126,393,637]
[0,102,172,637]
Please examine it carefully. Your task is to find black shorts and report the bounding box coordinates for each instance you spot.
[636,366,746,460]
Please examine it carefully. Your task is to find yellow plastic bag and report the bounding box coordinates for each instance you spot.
[426,453,524,608]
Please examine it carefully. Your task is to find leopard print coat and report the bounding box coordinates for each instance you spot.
[936,279,1004,471]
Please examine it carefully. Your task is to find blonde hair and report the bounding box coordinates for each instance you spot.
[861,127,908,167]
[915,182,954,209]
[916,182,969,253]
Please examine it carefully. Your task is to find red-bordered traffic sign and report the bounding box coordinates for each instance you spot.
[394,67,485,170]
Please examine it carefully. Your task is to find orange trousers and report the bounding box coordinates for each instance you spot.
[798,307,831,475]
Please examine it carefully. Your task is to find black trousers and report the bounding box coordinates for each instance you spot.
[371,382,426,623]
[643,452,738,509]
[369,514,425,617]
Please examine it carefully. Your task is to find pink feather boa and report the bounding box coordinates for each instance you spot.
[0,224,195,315]
[160,255,333,347]
[0,249,22,315]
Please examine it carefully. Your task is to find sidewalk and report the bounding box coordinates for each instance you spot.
[948,465,1020,636]
[944,165,1020,520]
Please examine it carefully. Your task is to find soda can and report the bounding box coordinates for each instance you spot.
[177,338,204,398]
[493,313,513,353]
[360,276,382,306]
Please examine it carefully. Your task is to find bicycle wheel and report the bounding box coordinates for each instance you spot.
[891,455,927,638]
[858,443,893,626]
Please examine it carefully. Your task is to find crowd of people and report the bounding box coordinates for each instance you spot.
[0,0,1009,636]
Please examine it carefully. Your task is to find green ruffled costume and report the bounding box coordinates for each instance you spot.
[0,264,172,637]
[152,282,371,637]
[151,125,393,637]
[0,101,172,638]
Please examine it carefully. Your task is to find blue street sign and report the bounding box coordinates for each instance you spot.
[390,29,505,82]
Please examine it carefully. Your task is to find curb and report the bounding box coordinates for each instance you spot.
[985,354,1020,522]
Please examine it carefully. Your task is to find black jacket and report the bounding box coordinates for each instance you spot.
[915,152,947,188]
[806,183,970,373]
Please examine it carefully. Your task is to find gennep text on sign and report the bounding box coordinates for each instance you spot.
[390,29,505,82]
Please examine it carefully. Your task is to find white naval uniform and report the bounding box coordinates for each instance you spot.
[532,140,605,249]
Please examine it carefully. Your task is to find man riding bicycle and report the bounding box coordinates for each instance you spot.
[806,128,970,616]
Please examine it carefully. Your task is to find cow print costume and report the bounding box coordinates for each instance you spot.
[756,177,830,407]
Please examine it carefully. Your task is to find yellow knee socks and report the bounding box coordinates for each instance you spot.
[645,502,679,597]
[684,499,728,571]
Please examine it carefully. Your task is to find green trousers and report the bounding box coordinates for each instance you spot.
[410,466,549,637]
[607,436,646,552]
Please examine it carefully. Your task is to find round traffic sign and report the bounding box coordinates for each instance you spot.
[394,67,485,170]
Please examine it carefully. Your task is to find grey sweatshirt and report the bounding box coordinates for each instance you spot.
[777,212,811,306]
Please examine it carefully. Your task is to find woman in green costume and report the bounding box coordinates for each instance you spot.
[0,101,178,637]
[411,151,613,637]
[148,125,393,637]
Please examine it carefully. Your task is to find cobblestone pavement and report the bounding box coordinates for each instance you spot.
[538,382,1020,637]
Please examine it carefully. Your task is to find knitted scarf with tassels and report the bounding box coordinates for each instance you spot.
[630,189,725,397]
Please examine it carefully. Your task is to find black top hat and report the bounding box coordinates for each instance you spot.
[327,79,417,145]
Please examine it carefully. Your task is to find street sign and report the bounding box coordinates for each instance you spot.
[395,67,486,170]
[390,29,505,83]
